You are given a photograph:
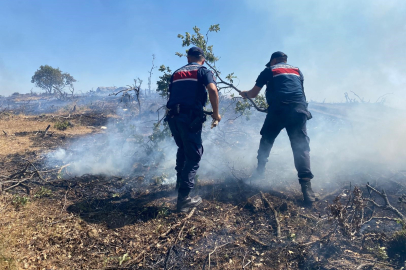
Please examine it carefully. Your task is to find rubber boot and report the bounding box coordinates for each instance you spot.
[299,178,317,205]
[177,189,202,213]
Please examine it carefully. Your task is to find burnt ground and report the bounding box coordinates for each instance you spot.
[1,96,406,270]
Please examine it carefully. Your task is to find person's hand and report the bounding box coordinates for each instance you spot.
[211,113,221,122]
[211,113,221,129]
[239,91,249,99]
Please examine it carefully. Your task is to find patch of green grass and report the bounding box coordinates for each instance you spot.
[156,202,169,218]
[12,195,29,209]
[34,187,52,198]
[54,120,73,130]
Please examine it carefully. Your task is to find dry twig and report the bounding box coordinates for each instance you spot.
[163,219,188,270]
[365,184,405,221]
[202,242,232,270]
[260,191,281,238]
[160,207,196,238]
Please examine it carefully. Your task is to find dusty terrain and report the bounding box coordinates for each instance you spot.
[1,93,405,270]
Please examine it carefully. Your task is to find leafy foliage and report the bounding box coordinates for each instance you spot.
[34,187,53,198]
[12,195,29,209]
[31,65,76,95]
[54,120,73,130]
[156,65,172,99]
[232,93,268,119]
[176,25,220,63]
[173,25,268,116]
[145,121,171,154]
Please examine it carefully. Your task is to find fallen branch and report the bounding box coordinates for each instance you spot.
[260,191,281,238]
[202,242,232,270]
[365,184,405,221]
[4,162,30,180]
[160,207,196,238]
[163,219,188,270]
[23,158,45,181]
[57,164,71,177]
[3,174,34,191]
[356,263,376,269]
[242,260,252,269]
[39,124,51,138]
[246,233,269,247]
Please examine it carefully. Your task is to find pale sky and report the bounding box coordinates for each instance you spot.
[1,0,405,108]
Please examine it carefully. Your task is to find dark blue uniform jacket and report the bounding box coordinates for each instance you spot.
[167,62,216,111]
[255,62,306,106]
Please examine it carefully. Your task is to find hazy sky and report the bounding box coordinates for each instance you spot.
[1,0,405,107]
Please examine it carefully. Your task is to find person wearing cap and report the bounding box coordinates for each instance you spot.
[239,52,317,205]
[165,46,221,212]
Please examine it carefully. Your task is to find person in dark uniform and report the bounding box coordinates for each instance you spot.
[166,47,221,212]
[240,51,317,205]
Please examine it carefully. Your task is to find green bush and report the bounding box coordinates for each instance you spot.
[54,120,73,130]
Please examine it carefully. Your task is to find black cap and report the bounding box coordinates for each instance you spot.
[187,46,205,58]
[265,51,287,67]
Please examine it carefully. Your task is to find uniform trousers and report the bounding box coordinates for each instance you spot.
[167,113,204,194]
[257,103,314,179]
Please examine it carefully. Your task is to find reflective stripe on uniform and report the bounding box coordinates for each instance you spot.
[272,67,300,77]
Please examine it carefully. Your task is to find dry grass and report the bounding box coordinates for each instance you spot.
[0,114,93,156]
[0,193,83,269]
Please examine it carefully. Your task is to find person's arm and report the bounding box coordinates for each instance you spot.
[239,85,262,99]
[239,68,269,99]
[206,83,221,121]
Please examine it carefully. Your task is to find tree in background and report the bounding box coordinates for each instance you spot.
[31,65,76,96]
[156,65,172,99]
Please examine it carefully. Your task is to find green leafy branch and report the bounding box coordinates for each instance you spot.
[176,25,267,113]
[156,65,172,99]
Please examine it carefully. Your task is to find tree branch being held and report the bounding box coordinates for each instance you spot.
[239,85,262,99]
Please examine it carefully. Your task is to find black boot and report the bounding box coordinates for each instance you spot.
[299,179,317,205]
[175,175,181,191]
[177,195,202,213]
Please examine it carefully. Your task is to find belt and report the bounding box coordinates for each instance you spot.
[167,105,212,115]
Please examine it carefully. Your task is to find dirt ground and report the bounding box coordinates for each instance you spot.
[1,101,406,270]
